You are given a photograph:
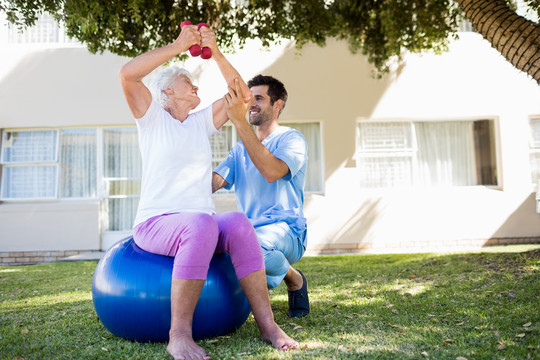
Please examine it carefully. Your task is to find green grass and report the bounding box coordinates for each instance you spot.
[1,246,539,360]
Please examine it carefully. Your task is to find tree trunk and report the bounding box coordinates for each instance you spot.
[457,0,540,84]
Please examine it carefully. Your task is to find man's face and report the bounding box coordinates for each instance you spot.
[249,85,274,126]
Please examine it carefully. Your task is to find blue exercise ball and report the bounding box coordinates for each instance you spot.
[92,237,251,342]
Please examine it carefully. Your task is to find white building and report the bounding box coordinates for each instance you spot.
[1,13,539,264]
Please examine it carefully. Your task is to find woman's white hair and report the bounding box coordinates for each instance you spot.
[150,66,193,106]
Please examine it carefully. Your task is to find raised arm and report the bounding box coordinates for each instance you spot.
[119,26,201,118]
[223,80,289,183]
[199,28,252,129]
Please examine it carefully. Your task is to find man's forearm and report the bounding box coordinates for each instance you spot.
[212,172,229,193]
[233,121,289,183]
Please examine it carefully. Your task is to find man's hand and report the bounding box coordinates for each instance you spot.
[223,78,253,125]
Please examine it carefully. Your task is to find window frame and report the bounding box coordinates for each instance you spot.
[6,13,77,45]
[355,117,502,189]
[0,126,136,202]
[211,120,325,195]
[281,119,325,194]
[0,128,61,201]
[529,115,540,186]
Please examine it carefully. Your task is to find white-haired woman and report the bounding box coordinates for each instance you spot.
[119,24,298,360]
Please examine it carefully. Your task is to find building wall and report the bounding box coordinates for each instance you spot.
[1,32,539,258]
[0,201,100,251]
[247,33,540,253]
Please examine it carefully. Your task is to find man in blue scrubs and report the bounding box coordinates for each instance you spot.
[213,75,310,317]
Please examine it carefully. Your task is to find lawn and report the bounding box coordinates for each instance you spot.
[1,246,538,359]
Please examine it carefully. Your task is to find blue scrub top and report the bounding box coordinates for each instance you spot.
[214,126,308,242]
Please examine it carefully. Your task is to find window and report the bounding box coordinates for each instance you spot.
[60,129,97,198]
[283,122,324,193]
[1,130,58,199]
[356,119,498,188]
[0,127,140,231]
[210,122,324,193]
[7,13,76,44]
[529,118,540,185]
[102,128,141,231]
[8,13,59,44]
[211,124,237,170]
[1,129,97,199]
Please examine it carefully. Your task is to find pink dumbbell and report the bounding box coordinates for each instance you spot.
[197,23,212,60]
[180,20,202,57]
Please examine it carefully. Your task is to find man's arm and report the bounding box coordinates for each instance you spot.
[212,172,229,193]
[223,79,289,183]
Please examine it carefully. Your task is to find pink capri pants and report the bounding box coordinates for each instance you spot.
[133,211,264,280]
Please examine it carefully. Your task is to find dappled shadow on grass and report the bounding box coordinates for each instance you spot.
[265,249,539,359]
[0,294,172,360]
[0,251,538,359]
[0,261,97,302]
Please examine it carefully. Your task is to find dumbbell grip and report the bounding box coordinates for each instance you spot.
[180,20,202,57]
[197,23,213,59]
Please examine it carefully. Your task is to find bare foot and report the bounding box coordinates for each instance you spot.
[260,322,299,351]
[167,330,211,360]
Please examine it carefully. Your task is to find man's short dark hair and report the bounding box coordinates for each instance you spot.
[248,75,288,110]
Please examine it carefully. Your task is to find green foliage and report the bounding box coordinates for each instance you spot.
[0,0,459,75]
[1,247,538,359]
[525,0,540,12]
[1,0,539,75]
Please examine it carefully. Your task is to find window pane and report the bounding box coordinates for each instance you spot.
[103,198,140,232]
[211,125,234,169]
[357,122,414,188]
[2,130,57,163]
[530,119,540,148]
[358,156,413,188]
[530,152,540,184]
[356,120,496,188]
[59,129,97,198]
[286,122,324,192]
[103,128,141,232]
[473,120,497,185]
[103,128,141,178]
[415,121,477,186]
[358,122,412,150]
[530,119,540,183]
[1,165,57,199]
[8,13,59,43]
[109,179,141,196]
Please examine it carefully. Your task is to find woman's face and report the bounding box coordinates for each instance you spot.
[169,74,200,108]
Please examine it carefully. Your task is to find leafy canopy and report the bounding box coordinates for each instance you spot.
[0,0,535,74]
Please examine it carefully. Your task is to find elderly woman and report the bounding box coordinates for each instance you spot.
[119,24,298,360]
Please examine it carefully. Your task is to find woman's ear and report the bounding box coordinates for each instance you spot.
[163,88,174,96]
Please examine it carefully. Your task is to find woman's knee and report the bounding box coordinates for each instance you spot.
[217,212,252,234]
[186,213,218,235]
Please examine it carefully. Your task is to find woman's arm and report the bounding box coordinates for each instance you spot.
[119,26,201,118]
[200,27,252,129]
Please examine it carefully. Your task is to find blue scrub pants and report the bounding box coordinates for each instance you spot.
[255,222,307,289]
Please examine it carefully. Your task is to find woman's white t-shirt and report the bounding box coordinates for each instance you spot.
[133,100,218,227]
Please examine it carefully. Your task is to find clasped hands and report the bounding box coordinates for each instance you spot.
[178,21,215,59]
[223,79,253,125]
